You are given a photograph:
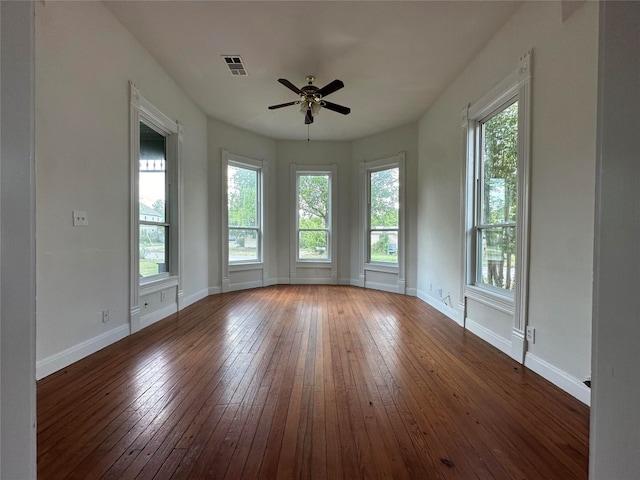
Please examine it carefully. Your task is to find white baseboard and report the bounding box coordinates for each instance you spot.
[208,286,222,296]
[364,281,401,294]
[406,287,417,297]
[36,324,130,380]
[181,288,208,309]
[525,352,591,405]
[417,289,462,326]
[465,317,511,356]
[140,303,177,330]
[291,278,336,285]
[227,280,264,292]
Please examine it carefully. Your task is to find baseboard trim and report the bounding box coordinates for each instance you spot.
[417,289,462,326]
[208,286,222,296]
[364,281,402,294]
[465,317,511,356]
[227,280,264,292]
[36,324,130,380]
[525,352,591,405]
[181,288,209,309]
[140,303,177,330]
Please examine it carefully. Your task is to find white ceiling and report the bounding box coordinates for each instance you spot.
[105,1,522,141]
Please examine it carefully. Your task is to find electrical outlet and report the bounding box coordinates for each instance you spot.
[73,210,88,227]
[101,309,110,323]
[160,290,166,302]
[438,288,442,298]
[526,326,535,344]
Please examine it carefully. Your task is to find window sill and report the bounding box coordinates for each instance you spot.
[229,262,263,272]
[464,284,514,315]
[365,263,399,274]
[140,275,179,296]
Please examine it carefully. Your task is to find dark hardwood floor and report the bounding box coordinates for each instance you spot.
[37,285,589,479]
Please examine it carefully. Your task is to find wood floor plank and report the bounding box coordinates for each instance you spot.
[38,285,589,479]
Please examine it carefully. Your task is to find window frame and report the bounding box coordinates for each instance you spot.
[462,51,531,337]
[359,153,406,293]
[289,163,338,285]
[129,82,182,332]
[222,151,265,266]
[294,168,333,263]
[366,163,401,267]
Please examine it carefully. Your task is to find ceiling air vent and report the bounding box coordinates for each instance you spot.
[222,55,248,76]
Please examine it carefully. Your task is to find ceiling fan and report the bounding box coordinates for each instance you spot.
[268,75,351,125]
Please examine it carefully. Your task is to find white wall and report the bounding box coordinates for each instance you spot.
[207,118,277,291]
[35,1,208,377]
[418,1,598,401]
[351,123,419,293]
[1,2,37,477]
[591,2,640,478]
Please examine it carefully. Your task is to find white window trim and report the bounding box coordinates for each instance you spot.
[221,150,268,292]
[359,152,406,294]
[129,81,183,333]
[290,164,337,284]
[461,51,531,361]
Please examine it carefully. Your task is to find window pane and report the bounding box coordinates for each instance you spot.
[370,230,398,264]
[139,123,166,223]
[478,226,516,290]
[228,165,258,227]
[481,101,518,225]
[298,174,329,229]
[228,228,259,262]
[370,167,399,228]
[140,224,167,277]
[298,230,328,260]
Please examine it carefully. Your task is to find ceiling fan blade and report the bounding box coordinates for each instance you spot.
[305,109,314,125]
[278,78,302,95]
[322,101,351,115]
[317,79,344,98]
[268,101,299,110]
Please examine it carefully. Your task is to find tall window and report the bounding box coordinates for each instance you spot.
[476,101,518,291]
[368,166,400,264]
[139,123,169,278]
[464,50,531,332]
[297,172,331,261]
[227,162,261,263]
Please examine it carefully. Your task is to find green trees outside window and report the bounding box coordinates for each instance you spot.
[369,167,399,263]
[228,164,260,262]
[297,173,330,260]
[478,101,518,290]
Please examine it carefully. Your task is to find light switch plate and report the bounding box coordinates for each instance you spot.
[73,210,88,227]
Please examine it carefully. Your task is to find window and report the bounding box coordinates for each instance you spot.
[463,51,531,333]
[227,161,261,263]
[139,123,169,278]
[368,166,400,264]
[129,81,182,332]
[475,100,518,291]
[296,172,331,261]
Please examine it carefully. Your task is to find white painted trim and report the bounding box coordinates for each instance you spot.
[525,353,591,405]
[464,285,514,315]
[290,163,338,284]
[139,275,179,297]
[417,290,463,326]
[289,278,336,286]
[36,324,130,380]
[359,152,406,294]
[222,151,267,293]
[140,303,177,330]
[465,317,511,356]
[510,329,526,363]
[364,280,402,294]
[208,286,222,296]
[405,287,417,297]
[227,280,264,292]
[182,288,209,309]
